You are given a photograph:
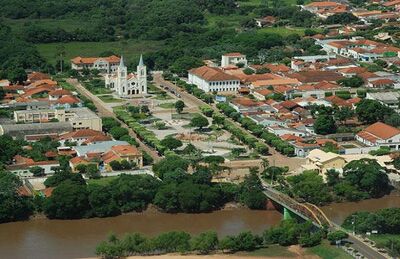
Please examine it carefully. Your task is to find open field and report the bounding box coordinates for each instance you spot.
[88,176,119,186]
[98,95,124,103]
[36,40,164,65]
[259,26,307,36]
[306,241,353,259]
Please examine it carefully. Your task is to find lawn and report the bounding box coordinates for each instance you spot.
[98,95,124,103]
[36,39,164,65]
[158,102,176,109]
[259,26,307,36]
[88,176,119,186]
[306,241,353,259]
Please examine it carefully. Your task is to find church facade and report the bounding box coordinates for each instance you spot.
[104,55,147,97]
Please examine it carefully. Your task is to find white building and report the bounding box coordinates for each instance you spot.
[188,66,240,93]
[104,55,147,97]
[356,122,400,150]
[221,53,248,67]
[14,107,102,131]
[70,55,120,73]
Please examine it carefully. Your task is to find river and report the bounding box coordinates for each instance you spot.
[1,193,399,259]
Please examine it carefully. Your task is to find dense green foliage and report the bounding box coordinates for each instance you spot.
[0,171,34,223]
[356,99,394,124]
[96,218,329,258]
[342,208,400,235]
[287,159,391,205]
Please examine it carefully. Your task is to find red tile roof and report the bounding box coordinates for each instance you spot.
[189,66,239,81]
[357,122,400,141]
[71,55,120,65]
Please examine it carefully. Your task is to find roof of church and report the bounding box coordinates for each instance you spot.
[139,54,144,66]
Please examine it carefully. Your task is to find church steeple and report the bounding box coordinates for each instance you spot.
[119,55,125,67]
[138,54,144,67]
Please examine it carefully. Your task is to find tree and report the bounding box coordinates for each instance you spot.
[212,114,225,128]
[326,169,340,187]
[334,107,354,124]
[102,117,120,132]
[243,68,254,75]
[191,231,218,254]
[239,170,266,209]
[356,99,393,124]
[190,115,209,130]
[7,68,27,84]
[343,158,390,198]
[153,231,191,253]
[44,180,91,219]
[0,171,34,223]
[109,126,129,140]
[160,136,183,150]
[327,231,348,243]
[109,160,123,171]
[29,166,45,177]
[337,76,364,88]
[314,115,337,135]
[175,100,185,114]
[152,155,189,179]
[326,12,358,24]
[44,167,85,187]
[385,113,400,127]
[287,170,332,205]
[88,184,120,217]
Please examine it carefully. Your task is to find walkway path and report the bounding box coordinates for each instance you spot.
[67,78,161,162]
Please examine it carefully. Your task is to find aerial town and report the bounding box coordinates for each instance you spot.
[1,0,400,259]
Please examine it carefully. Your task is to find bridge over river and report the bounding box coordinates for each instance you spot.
[263,183,390,259]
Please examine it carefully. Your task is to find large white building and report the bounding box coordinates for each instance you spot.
[188,66,240,93]
[104,55,147,97]
[221,53,248,67]
[70,55,120,73]
[356,122,400,150]
[13,107,102,131]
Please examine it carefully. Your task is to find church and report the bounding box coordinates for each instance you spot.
[104,55,147,97]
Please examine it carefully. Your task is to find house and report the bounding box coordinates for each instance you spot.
[303,1,348,18]
[229,97,275,114]
[368,78,395,88]
[6,155,60,178]
[73,140,129,156]
[27,72,51,83]
[356,122,400,150]
[288,71,344,84]
[366,92,400,110]
[255,16,277,27]
[293,141,320,157]
[102,144,143,170]
[14,107,102,131]
[302,149,346,175]
[59,129,111,146]
[221,53,248,67]
[188,66,240,93]
[70,55,121,73]
[104,55,148,97]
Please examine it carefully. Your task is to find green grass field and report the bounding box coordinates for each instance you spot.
[88,176,119,186]
[98,95,124,103]
[36,40,164,65]
[259,26,306,36]
[306,241,353,259]
[158,102,175,109]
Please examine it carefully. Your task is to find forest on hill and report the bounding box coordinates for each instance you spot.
[0,0,318,79]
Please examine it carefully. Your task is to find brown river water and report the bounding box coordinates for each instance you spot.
[0,193,399,259]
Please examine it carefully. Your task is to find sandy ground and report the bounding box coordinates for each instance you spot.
[83,245,320,259]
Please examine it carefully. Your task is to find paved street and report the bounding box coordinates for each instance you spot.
[67,78,162,162]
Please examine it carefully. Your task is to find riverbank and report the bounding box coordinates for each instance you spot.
[83,243,351,259]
